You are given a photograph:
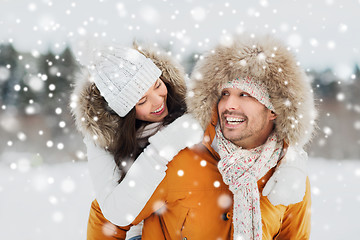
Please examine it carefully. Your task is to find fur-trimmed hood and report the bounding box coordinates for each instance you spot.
[187,34,317,147]
[71,44,187,151]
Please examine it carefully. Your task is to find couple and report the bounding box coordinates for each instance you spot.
[72,34,316,240]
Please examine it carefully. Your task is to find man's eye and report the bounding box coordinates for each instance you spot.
[156,81,161,88]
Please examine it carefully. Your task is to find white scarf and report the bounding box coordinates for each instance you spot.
[136,122,163,148]
[215,125,283,240]
[126,122,162,240]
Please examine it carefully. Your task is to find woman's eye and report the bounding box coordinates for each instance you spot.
[137,99,146,105]
[240,93,250,97]
[221,91,229,96]
[156,81,161,89]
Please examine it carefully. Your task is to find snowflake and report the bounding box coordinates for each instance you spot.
[217,193,232,209]
[0,66,10,82]
[61,178,76,193]
[336,93,345,101]
[52,211,64,223]
[354,121,360,130]
[140,6,159,24]
[323,126,332,136]
[191,7,207,21]
[177,169,184,177]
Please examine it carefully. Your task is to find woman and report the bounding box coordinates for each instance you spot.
[72,44,203,239]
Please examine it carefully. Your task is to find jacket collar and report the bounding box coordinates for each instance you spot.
[202,107,220,160]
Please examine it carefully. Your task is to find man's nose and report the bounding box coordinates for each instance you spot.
[225,96,238,110]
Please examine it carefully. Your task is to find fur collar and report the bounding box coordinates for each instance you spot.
[71,44,187,151]
[187,34,317,147]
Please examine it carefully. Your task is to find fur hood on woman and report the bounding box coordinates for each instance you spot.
[71,43,187,153]
[186,34,317,147]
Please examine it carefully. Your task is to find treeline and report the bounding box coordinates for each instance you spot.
[307,66,360,159]
[0,44,79,115]
[0,44,81,164]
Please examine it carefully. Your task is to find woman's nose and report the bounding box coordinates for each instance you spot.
[149,92,163,106]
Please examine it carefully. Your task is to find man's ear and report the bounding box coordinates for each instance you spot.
[269,111,277,120]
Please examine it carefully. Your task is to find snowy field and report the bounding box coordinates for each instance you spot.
[0,158,359,240]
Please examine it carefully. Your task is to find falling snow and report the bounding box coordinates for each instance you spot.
[0,0,359,239]
[28,76,45,92]
[0,159,357,239]
[336,92,345,101]
[0,66,10,81]
[191,7,207,21]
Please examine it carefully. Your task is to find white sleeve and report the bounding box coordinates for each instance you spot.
[85,138,168,227]
[85,114,204,226]
[262,146,308,206]
[277,146,308,174]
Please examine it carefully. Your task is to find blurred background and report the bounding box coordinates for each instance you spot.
[0,0,359,239]
[0,0,359,164]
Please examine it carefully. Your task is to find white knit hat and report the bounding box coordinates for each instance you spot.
[90,47,162,117]
[221,76,275,112]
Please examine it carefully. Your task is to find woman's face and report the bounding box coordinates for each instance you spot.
[135,78,168,122]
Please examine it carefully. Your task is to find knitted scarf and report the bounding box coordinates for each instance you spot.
[215,125,283,240]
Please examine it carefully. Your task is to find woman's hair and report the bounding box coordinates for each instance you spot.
[112,75,187,182]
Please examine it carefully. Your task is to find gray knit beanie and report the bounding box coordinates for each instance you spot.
[90,46,162,117]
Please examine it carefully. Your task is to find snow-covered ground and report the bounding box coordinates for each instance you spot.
[0,161,94,240]
[0,158,359,240]
[309,158,360,239]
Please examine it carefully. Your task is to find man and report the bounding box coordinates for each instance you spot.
[85,34,315,239]
[187,34,316,239]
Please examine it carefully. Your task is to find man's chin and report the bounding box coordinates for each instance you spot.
[222,132,240,142]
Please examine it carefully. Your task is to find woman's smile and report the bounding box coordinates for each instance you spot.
[151,102,165,115]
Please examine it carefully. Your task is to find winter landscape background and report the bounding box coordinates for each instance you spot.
[0,0,359,239]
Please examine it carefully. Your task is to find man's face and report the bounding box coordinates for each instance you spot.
[217,87,276,149]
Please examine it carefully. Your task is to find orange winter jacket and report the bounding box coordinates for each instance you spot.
[87,120,311,240]
[88,130,233,239]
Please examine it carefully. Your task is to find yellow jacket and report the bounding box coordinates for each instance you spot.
[87,117,311,240]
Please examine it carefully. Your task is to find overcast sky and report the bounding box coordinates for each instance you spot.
[1,0,360,78]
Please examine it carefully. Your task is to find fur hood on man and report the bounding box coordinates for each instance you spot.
[187,34,317,147]
[71,43,187,153]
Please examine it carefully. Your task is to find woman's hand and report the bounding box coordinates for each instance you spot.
[262,147,308,206]
[148,113,204,162]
